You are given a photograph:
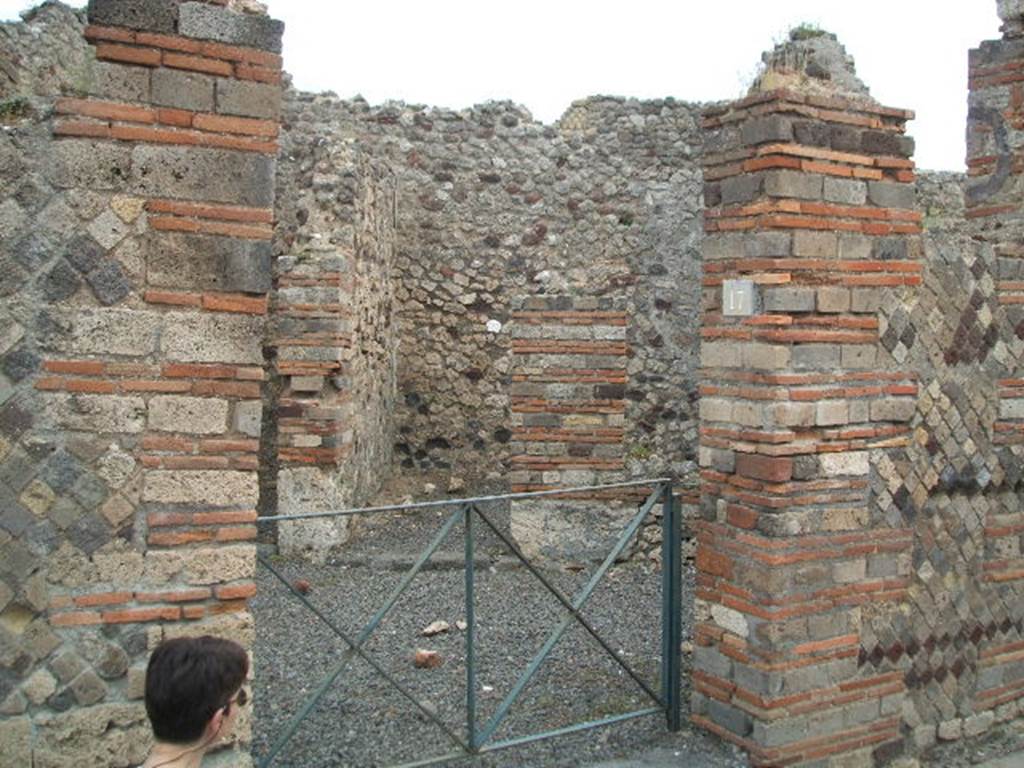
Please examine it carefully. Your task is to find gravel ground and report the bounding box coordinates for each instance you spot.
[919,719,1024,767]
[251,501,747,768]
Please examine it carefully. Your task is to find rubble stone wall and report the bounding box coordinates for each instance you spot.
[1,2,1022,767]
[0,1,283,764]
[278,91,706,493]
[270,114,398,560]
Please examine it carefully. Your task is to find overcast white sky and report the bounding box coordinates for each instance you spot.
[0,1,1003,170]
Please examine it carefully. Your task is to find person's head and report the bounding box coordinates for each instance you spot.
[145,635,249,746]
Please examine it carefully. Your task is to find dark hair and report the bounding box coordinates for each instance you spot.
[145,635,249,744]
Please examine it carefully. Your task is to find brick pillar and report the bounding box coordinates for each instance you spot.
[693,84,922,764]
[507,295,637,563]
[19,1,282,763]
[968,0,1024,714]
[271,146,398,562]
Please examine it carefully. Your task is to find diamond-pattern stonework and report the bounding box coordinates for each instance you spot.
[850,19,1024,748]
[862,229,1024,734]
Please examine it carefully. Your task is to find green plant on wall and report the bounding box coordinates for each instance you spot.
[627,443,652,460]
[0,96,31,123]
[789,22,827,41]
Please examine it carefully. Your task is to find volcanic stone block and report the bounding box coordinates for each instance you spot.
[741,116,793,146]
[0,718,30,768]
[49,652,87,685]
[42,394,146,434]
[767,401,815,427]
[148,396,229,435]
[870,397,917,422]
[699,447,736,473]
[701,341,742,368]
[64,234,106,275]
[850,288,882,313]
[221,242,273,294]
[793,344,841,369]
[1000,398,1024,419]
[744,343,791,370]
[85,261,131,306]
[1,347,38,383]
[142,470,258,506]
[744,232,791,258]
[868,181,916,209]
[824,177,867,206]
[162,312,263,364]
[216,79,282,120]
[37,308,161,357]
[0,486,33,536]
[130,145,275,208]
[699,398,733,422]
[763,287,816,312]
[151,69,215,113]
[87,0,179,32]
[232,401,263,438]
[816,400,850,426]
[41,261,82,302]
[88,61,150,103]
[178,3,285,53]
[47,140,132,193]
[67,513,111,556]
[820,451,869,476]
[764,170,823,200]
[817,286,851,313]
[721,174,763,205]
[793,230,838,258]
[836,558,869,586]
[841,345,876,368]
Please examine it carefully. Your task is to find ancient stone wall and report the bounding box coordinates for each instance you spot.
[270,114,398,559]
[694,14,1024,766]
[0,2,90,100]
[278,91,706,493]
[0,1,283,764]
[1,2,1022,766]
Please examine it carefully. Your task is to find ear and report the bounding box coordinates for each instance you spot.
[206,706,226,739]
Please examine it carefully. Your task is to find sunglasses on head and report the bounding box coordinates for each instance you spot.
[226,688,249,710]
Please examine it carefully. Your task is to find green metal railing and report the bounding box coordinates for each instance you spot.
[254,478,682,767]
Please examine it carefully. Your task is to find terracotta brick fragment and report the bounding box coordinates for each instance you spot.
[214,583,257,600]
[56,98,155,124]
[135,589,211,603]
[54,120,113,139]
[734,453,794,482]
[73,591,133,608]
[163,52,233,77]
[84,24,135,44]
[102,606,182,624]
[135,32,203,54]
[50,612,103,627]
[96,43,162,68]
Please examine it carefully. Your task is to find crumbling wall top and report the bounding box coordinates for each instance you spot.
[749,27,871,100]
[999,0,1024,37]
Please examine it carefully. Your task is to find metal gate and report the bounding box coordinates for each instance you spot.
[254,478,682,767]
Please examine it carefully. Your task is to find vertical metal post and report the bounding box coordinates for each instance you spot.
[464,504,477,751]
[660,482,682,731]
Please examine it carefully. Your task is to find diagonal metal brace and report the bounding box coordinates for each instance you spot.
[475,484,667,746]
[472,503,665,708]
[257,506,469,767]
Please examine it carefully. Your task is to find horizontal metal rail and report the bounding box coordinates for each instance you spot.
[255,478,672,523]
[391,707,664,768]
[256,478,681,767]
